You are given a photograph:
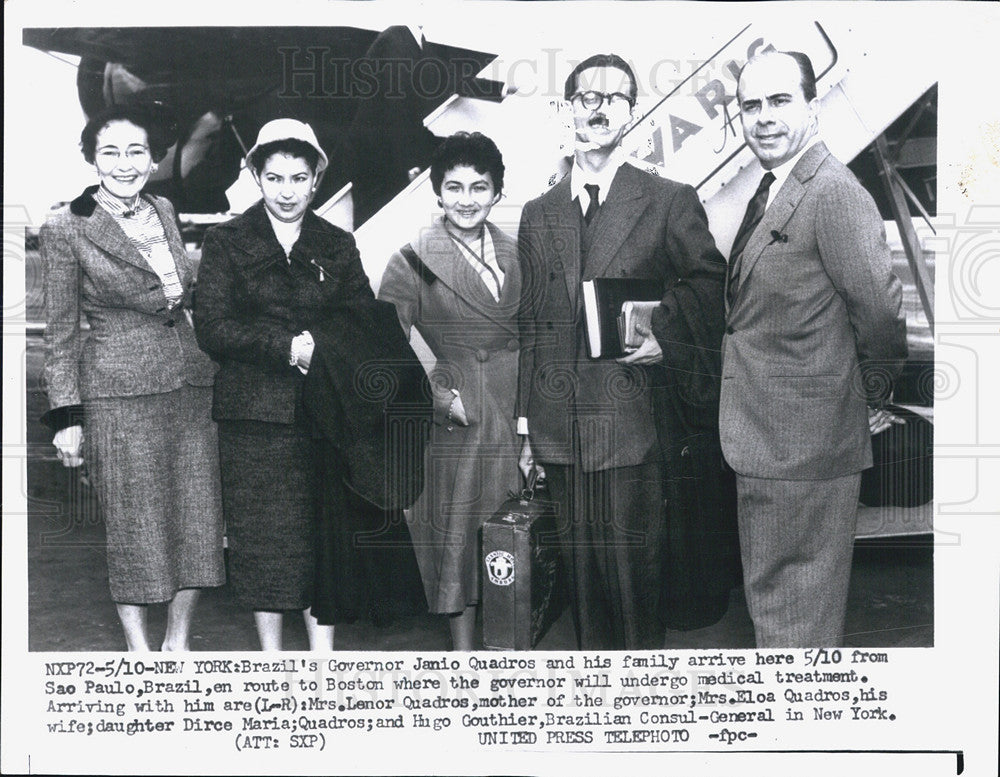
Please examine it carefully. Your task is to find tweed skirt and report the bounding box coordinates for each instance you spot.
[217,420,318,610]
[85,385,225,603]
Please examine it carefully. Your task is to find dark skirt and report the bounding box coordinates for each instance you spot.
[85,386,225,603]
[217,420,318,610]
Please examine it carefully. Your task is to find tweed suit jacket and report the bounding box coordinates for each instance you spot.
[517,162,727,472]
[40,186,217,430]
[193,201,375,424]
[719,142,908,480]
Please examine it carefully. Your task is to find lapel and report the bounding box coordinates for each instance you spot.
[584,163,647,280]
[224,201,290,272]
[84,201,157,275]
[734,142,830,304]
[81,190,194,283]
[290,209,338,271]
[543,176,583,310]
[148,194,193,285]
[414,218,518,334]
[413,217,462,295]
[489,222,521,314]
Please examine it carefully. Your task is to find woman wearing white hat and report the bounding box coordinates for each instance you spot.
[195,119,375,650]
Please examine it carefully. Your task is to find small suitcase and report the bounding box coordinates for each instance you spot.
[482,472,563,650]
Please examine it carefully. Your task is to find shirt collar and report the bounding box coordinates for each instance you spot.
[406,24,425,48]
[448,222,495,261]
[94,184,144,218]
[570,148,626,208]
[766,133,822,203]
[263,207,304,257]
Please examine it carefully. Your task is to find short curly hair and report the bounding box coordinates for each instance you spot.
[80,103,178,164]
[430,132,505,196]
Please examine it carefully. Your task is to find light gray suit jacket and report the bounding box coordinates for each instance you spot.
[719,142,908,480]
[40,186,216,430]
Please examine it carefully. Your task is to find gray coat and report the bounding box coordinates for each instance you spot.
[377,217,522,612]
[720,142,908,479]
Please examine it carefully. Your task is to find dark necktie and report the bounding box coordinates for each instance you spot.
[726,171,776,308]
[583,183,600,226]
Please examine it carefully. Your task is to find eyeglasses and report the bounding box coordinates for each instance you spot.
[96,146,151,163]
[570,91,634,110]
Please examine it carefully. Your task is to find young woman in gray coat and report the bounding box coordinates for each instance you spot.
[41,105,224,651]
[378,132,521,650]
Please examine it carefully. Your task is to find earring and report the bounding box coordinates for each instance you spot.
[437,198,443,208]
[151,162,159,172]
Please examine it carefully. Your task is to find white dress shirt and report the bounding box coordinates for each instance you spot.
[765,135,823,210]
[569,149,627,217]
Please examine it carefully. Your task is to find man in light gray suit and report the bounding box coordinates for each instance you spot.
[720,51,908,647]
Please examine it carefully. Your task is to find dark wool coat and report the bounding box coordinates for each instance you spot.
[193,201,375,423]
[303,301,433,512]
[303,303,433,625]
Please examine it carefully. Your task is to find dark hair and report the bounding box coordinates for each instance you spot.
[738,50,817,102]
[247,139,320,175]
[80,103,178,164]
[563,53,638,105]
[784,51,817,102]
[430,132,505,196]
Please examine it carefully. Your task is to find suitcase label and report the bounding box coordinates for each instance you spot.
[485,550,515,586]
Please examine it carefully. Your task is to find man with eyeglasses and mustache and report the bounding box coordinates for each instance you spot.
[516,54,728,649]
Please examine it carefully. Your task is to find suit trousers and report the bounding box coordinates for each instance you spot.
[736,472,861,647]
[544,457,664,650]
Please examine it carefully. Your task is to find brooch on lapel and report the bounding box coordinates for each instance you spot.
[769,230,789,245]
[309,258,326,282]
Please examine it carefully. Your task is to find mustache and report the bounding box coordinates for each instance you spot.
[587,114,609,128]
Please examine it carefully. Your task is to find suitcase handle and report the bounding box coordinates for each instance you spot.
[521,467,542,501]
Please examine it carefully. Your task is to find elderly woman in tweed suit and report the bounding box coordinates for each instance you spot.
[41,104,224,651]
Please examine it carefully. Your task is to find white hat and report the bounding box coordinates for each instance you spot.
[245,118,329,175]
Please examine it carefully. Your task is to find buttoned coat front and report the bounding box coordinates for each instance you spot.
[377,217,522,613]
[40,186,217,421]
